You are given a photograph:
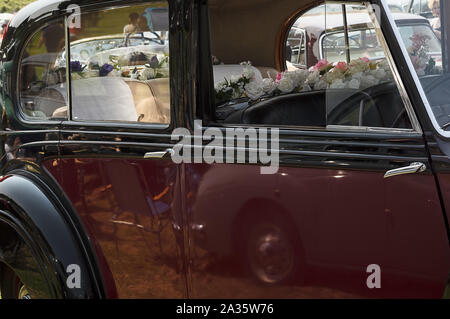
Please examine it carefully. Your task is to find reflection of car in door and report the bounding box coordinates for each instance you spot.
[188,0,450,299]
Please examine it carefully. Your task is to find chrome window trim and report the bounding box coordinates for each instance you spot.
[219,122,419,135]
[64,2,173,129]
[366,0,422,133]
[379,0,448,137]
[16,19,67,123]
[64,15,71,121]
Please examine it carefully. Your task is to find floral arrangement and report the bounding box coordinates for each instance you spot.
[407,33,439,76]
[69,51,169,81]
[214,58,394,105]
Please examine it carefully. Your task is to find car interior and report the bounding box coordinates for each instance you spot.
[18,0,420,130]
[208,0,413,129]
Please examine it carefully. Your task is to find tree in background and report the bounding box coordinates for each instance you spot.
[1,0,36,13]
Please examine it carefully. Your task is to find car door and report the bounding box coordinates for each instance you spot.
[35,1,188,298]
[183,0,450,298]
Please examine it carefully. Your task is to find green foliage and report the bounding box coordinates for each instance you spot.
[0,0,36,13]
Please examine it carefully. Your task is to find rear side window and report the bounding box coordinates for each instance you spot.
[68,3,170,124]
[19,20,67,120]
[18,2,171,125]
[210,2,414,131]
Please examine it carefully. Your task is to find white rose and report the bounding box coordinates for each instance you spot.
[140,68,156,80]
[360,75,379,88]
[347,79,360,89]
[232,88,243,99]
[242,67,255,80]
[351,72,363,80]
[284,69,309,87]
[245,80,264,100]
[314,80,328,90]
[372,69,386,80]
[378,59,391,71]
[301,84,312,92]
[230,74,241,84]
[307,70,320,86]
[215,80,228,92]
[277,77,295,93]
[329,79,345,89]
[262,78,277,95]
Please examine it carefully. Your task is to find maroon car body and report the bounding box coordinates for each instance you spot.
[0,0,449,299]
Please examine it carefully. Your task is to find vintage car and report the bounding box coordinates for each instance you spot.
[0,0,449,299]
[66,32,168,65]
[286,7,442,69]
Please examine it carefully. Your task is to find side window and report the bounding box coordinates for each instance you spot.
[19,20,67,120]
[68,3,170,124]
[211,2,413,130]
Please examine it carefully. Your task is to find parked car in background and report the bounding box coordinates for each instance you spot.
[0,0,449,300]
[66,31,168,65]
[386,0,411,12]
[286,8,441,70]
[407,0,434,19]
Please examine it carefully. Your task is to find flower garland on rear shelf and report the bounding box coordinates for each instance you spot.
[69,52,170,81]
[214,58,394,105]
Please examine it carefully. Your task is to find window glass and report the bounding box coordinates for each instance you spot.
[286,27,306,69]
[389,1,450,131]
[19,20,67,119]
[211,2,412,130]
[68,2,170,124]
[323,29,385,64]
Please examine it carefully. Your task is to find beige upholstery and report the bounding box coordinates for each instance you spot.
[255,67,279,80]
[52,106,68,118]
[125,79,170,124]
[50,79,170,124]
[209,0,311,68]
[147,78,170,123]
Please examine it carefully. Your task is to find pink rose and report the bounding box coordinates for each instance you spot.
[335,61,347,72]
[276,72,282,83]
[314,59,331,71]
[360,57,370,63]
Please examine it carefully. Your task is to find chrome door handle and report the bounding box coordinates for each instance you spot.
[384,162,426,179]
[144,148,174,159]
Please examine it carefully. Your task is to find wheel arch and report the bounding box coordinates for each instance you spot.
[0,170,106,298]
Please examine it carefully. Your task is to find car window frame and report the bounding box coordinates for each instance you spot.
[16,17,67,124]
[64,3,172,129]
[380,0,450,139]
[213,1,422,135]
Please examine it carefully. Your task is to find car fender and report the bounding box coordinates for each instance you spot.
[0,171,104,298]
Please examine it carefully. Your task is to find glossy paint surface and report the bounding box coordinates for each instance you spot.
[0,0,449,299]
[185,162,450,298]
[54,158,186,298]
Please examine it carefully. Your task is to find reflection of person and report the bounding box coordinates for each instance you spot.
[137,14,150,32]
[124,12,139,34]
[38,22,65,53]
[0,23,7,37]
[428,0,441,40]
[5,136,22,161]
